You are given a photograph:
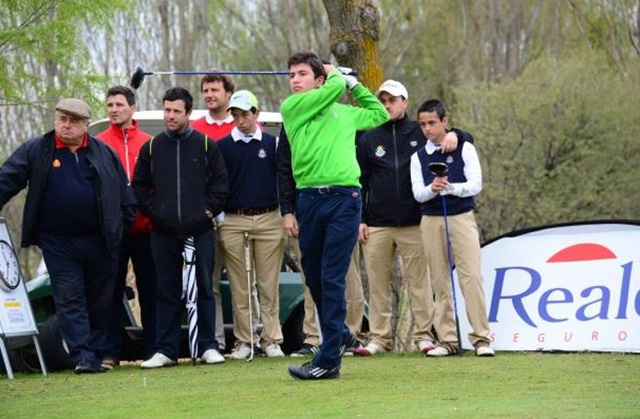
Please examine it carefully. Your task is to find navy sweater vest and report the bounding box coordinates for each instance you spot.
[218,133,278,210]
[417,145,475,216]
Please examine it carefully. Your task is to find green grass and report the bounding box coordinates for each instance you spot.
[1,352,638,418]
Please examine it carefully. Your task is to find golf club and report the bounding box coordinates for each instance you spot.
[428,161,464,357]
[129,66,358,89]
[243,232,254,362]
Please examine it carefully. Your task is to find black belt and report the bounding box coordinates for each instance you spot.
[227,205,278,216]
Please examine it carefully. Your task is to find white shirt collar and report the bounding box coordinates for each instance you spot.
[204,113,234,126]
[425,140,442,154]
[231,126,262,143]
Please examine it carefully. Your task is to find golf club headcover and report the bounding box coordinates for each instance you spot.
[338,67,359,90]
[130,67,146,89]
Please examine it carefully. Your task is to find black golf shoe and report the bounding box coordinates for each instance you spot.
[288,361,340,380]
[74,359,106,374]
[340,332,359,356]
[290,343,319,358]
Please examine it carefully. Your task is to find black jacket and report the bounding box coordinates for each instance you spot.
[133,128,228,238]
[356,115,473,227]
[277,127,296,216]
[0,130,136,252]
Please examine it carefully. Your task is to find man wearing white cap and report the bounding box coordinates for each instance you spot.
[354,80,473,356]
[217,90,286,359]
[0,98,136,373]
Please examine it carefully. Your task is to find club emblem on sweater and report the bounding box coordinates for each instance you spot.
[410,140,418,147]
[374,145,386,158]
[258,148,267,159]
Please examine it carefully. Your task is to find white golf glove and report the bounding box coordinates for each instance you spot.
[338,66,359,90]
[440,183,462,197]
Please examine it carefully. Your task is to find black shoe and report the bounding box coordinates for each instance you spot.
[74,359,106,374]
[340,332,359,356]
[343,339,364,356]
[290,343,319,358]
[288,361,340,380]
[101,357,119,370]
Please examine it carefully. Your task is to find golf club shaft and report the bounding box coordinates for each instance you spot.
[243,232,254,362]
[145,70,290,76]
[441,194,465,356]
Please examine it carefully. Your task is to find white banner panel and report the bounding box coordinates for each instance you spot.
[456,222,640,352]
[0,219,38,337]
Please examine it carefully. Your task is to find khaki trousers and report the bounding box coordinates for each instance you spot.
[420,211,491,349]
[362,225,436,351]
[292,240,365,345]
[220,211,285,346]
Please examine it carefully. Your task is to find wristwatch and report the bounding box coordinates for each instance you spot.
[0,240,21,292]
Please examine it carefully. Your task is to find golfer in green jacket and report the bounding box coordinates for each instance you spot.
[281,51,389,380]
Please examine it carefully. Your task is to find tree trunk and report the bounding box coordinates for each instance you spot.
[322,0,383,91]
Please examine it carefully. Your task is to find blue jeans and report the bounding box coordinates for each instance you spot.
[151,228,217,360]
[40,233,117,365]
[296,186,361,369]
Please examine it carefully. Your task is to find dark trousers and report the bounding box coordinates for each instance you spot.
[105,233,157,360]
[39,233,117,365]
[150,228,217,360]
[296,187,361,369]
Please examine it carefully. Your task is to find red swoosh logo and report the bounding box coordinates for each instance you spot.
[547,243,617,263]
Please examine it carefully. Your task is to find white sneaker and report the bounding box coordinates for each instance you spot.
[230,342,252,360]
[201,349,225,364]
[264,343,285,358]
[417,340,436,354]
[353,342,384,356]
[426,346,452,357]
[476,345,495,357]
[140,352,176,369]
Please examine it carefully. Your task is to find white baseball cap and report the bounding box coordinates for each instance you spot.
[376,80,408,99]
[227,90,259,111]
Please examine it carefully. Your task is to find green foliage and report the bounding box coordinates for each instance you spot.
[1,353,638,418]
[0,0,129,106]
[453,53,640,240]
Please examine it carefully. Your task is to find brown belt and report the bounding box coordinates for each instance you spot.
[227,205,278,216]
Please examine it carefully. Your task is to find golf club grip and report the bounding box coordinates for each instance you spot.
[244,233,250,272]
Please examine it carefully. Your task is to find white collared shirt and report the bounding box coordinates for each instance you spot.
[410,140,482,203]
[230,126,263,143]
[205,113,234,126]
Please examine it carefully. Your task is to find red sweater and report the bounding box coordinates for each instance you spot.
[191,116,234,141]
[96,120,153,234]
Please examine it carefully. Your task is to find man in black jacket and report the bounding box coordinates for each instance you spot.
[0,98,136,373]
[354,81,472,356]
[133,87,229,368]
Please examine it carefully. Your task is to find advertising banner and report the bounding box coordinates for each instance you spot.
[456,221,640,352]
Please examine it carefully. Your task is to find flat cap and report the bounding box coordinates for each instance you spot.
[55,98,91,119]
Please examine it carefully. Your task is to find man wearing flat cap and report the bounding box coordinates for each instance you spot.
[0,98,136,374]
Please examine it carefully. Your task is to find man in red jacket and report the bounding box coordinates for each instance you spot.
[96,85,157,367]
